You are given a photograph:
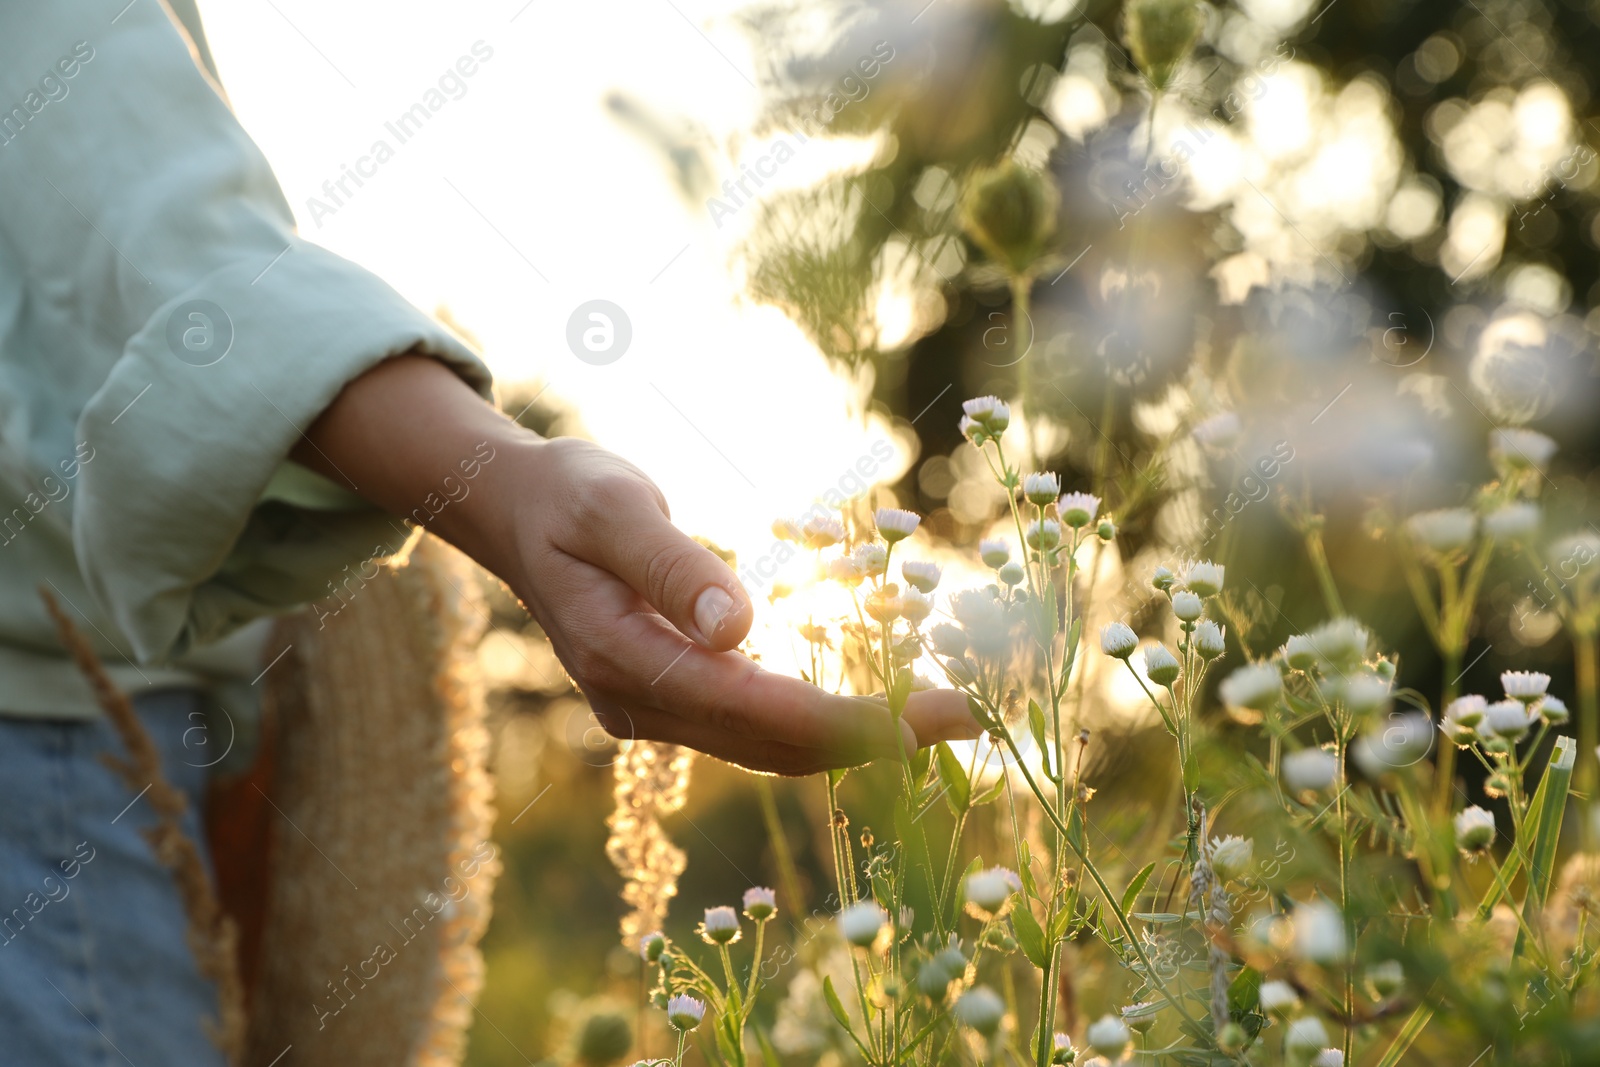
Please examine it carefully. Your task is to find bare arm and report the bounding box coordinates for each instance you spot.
[291,355,977,773]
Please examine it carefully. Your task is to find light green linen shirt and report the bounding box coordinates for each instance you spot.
[0,3,494,717]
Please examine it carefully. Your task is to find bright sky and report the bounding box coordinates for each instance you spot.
[201,0,912,572]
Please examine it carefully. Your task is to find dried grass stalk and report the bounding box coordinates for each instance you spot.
[39,586,248,1066]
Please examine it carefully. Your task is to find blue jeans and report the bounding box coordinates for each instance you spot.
[0,689,228,1067]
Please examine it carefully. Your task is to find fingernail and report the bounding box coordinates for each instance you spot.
[694,586,735,642]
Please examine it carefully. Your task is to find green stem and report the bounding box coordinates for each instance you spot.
[1576,630,1598,800]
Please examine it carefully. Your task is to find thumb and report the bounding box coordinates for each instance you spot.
[572,481,754,650]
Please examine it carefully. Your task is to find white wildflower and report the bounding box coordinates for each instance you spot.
[802,515,845,549]
[1304,618,1369,671]
[1341,674,1391,716]
[965,867,1021,913]
[742,886,777,921]
[639,931,666,962]
[700,905,741,944]
[898,587,934,625]
[1483,502,1540,541]
[1022,471,1061,505]
[1219,663,1282,712]
[1405,508,1476,554]
[1292,900,1347,963]
[838,901,887,947]
[1025,518,1061,551]
[1445,694,1487,728]
[1101,623,1138,659]
[853,543,888,577]
[1455,805,1496,852]
[1501,670,1551,704]
[1352,713,1434,774]
[827,556,864,586]
[1057,491,1100,528]
[1171,589,1203,622]
[1194,620,1226,659]
[1285,1016,1330,1061]
[1144,644,1180,686]
[1086,1015,1131,1059]
[1490,427,1558,472]
[1283,748,1339,794]
[875,507,921,543]
[1182,560,1226,598]
[667,994,706,1031]
[929,622,968,659]
[901,560,942,593]
[1282,634,1319,671]
[1258,979,1299,1016]
[1209,835,1254,883]
[979,538,1011,568]
[953,986,1005,1036]
[1485,699,1534,740]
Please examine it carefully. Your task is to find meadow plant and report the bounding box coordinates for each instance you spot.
[606,1,1600,1062]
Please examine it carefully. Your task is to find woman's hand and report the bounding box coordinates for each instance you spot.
[294,355,979,774]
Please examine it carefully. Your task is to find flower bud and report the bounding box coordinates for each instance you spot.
[1124,0,1205,90]
[960,161,1057,275]
[1144,644,1180,686]
[1454,805,1496,853]
[979,538,1011,568]
[839,901,887,947]
[1171,589,1203,622]
[700,905,741,945]
[1058,492,1100,529]
[954,986,1006,1036]
[1100,622,1138,659]
[667,994,706,1032]
[1022,471,1061,506]
[1193,620,1226,660]
[1086,1015,1131,1059]
[742,886,777,921]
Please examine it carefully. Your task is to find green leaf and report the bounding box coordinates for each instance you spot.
[1027,699,1050,776]
[1226,966,1262,1015]
[1016,842,1038,897]
[935,741,972,814]
[890,668,914,715]
[1121,861,1157,916]
[1518,735,1576,957]
[972,773,1006,807]
[1373,1003,1434,1067]
[822,975,852,1032]
[1066,804,1086,855]
[1049,887,1078,941]
[1011,902,1051,968]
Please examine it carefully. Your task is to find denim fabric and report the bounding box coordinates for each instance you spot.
[0,689,228,1067]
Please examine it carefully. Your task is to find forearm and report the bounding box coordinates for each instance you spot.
[290,354,537,584]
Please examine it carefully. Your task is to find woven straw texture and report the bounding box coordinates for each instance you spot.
[244,535,499,1067]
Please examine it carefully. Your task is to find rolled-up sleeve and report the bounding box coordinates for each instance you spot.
[0,6,493,663]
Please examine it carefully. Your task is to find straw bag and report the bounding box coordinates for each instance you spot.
[210,534,500,1067]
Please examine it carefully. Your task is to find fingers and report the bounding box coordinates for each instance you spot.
[535,551,980,769]
[641,628,981,759]
[593,701,854,776]
[901,689,987,747]
[563,476,753,651]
